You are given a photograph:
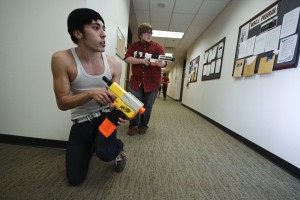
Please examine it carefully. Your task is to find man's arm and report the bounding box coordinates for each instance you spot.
[126,56,166,68]
[124,43,166,67]
[125,56,150,66]
[124,43,150,66]
[51,51,114,111]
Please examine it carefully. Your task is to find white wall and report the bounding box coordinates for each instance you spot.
[182,0,300,168]
[0,0,130,141]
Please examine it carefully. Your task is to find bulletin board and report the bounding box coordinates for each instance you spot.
[116,27,126,59]
[233,0,300,78]
[202,37,226,81]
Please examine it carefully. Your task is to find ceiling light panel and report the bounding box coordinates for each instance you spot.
[152,30,184,39]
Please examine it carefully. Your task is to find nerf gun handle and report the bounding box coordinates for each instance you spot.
[98,107,127,138]
[99,76,146,138]
[102,76,112,86]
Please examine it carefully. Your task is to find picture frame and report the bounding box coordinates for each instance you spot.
[202,37,226,81]
[188,55,200,83]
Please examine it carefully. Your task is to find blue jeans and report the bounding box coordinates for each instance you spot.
[128,85,158,128]
[162,86,168,99]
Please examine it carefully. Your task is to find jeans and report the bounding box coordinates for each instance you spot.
[66,114,123,186]
[128,85,158,128]
[162,86,168,99]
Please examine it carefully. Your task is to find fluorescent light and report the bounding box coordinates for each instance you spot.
[152,30,184,39]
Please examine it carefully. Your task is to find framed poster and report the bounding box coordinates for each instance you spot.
[188,56,200,83]
[202,37,226,81]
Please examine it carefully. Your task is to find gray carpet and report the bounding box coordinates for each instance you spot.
[1,97,300,200]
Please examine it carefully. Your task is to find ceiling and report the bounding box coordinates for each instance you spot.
[129,0,231,69]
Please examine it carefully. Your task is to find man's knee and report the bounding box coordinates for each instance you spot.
[95,147,116,162]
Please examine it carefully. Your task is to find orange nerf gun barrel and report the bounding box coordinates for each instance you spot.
[99,76,146,138]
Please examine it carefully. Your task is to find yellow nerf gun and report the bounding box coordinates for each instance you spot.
[99,76,146,138]
[133,51,175,67]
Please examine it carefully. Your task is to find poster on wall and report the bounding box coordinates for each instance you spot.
[201,37,226,81]
[188,56,200,83]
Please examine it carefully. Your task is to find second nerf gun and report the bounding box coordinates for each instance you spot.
[98,76,146,138]
[133,51,175,67]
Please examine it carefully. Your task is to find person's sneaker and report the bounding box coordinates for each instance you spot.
[115,150,126,173]
[128,126,137,136]
[139,126,148,134]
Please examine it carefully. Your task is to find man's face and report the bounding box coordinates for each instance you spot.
[81,19,106,52]
[141,30,152,42]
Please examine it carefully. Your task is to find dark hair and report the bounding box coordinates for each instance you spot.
[137,23,152,39]
[67,8,104,44]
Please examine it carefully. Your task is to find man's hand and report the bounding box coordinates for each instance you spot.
[118,118,128,126]
[89,89,116,105]
[141,58,150,66]
[156,60,166,68]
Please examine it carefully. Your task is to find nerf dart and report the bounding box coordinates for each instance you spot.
[133,51,175,67]
[99,76,146,138]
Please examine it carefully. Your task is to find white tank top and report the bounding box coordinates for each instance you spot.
[70,47,112,120]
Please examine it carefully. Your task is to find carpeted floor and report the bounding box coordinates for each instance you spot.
[1,97,300,200]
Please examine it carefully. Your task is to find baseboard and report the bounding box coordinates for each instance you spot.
[166,95,180,101]
[181,103,300,180]
[0,134,67,149]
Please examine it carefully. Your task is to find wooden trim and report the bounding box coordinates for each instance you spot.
[0,134,67,149]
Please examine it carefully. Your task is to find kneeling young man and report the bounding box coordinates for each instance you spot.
[51,8,127,186]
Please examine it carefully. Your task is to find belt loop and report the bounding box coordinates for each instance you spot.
[87,114,92,121]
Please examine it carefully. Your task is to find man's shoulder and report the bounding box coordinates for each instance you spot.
[106,54,120,66]
[105,54,121,75]
[51,48,74,69]
[52,49,72,60]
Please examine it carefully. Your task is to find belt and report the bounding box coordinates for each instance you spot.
[72,111,102,124]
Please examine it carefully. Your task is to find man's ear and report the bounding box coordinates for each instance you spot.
[73,30,82,39]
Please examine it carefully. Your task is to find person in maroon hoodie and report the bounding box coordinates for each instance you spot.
[124,23,167,136]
